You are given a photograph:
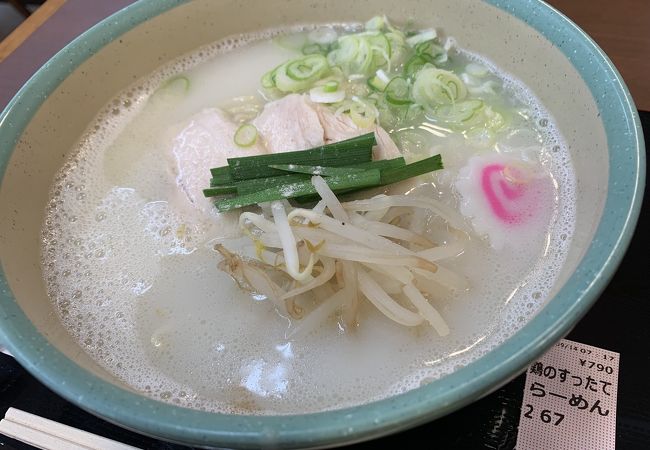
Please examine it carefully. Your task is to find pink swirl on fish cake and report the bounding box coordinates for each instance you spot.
[456,154,556,249]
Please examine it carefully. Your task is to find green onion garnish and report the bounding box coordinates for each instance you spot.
[235,173,310,196]
[204,133,443,213]
[323,80,339,92]
[215,169,381,212]
[379,154,443,185]
[202,185,237,197]
[233,124,258,147]
[268,164,366,177]
[210,166,233,184]
[384,76,412,105]
[224,132,376,181]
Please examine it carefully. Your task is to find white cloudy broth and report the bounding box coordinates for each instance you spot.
[41,24,575,414]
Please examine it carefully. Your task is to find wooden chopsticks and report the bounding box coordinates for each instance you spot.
[0,408,140,450]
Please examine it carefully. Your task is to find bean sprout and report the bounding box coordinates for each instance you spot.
[215,179,469,336]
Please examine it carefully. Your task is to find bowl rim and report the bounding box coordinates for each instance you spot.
[0,0,645,448]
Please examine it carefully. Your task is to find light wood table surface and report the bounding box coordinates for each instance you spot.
[547,0,650,111]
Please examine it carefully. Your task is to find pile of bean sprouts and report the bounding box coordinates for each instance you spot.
[215,176,469,337]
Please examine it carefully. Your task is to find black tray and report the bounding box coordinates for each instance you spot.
[1,112,647,450]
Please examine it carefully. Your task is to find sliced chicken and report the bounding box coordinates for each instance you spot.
[172,108,266,211]
[252,94,402,162]
[253,94,325,153]
[313,102,402,160]
[373,126,402,160]
[314,104,368,143]
[171,97,403,220]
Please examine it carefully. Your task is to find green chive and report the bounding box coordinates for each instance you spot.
[379,154,443,185]
[226,132,376,181]
[268,164,366,177]
[210,166,233,184]
[236,173,310,195]
[215,169,381,212]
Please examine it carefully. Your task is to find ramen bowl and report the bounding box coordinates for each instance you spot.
[0,0,644,448]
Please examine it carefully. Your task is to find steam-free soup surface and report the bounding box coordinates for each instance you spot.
[41,21,575,414]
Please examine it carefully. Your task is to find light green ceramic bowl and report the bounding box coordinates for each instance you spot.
[0,0,644,448]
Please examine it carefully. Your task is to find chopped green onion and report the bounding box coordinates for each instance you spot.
[335,98,379,129]
[465,63,488,77]
[467,79,497,96]
[302,43,327,55]
[367,69,391,92]
[327,24,405,77]
[261,68,277,89]
[433,99,484,123]
[215,170,381,212]
[367,75,388,92]
[365,16,386,31]
[483,106,507,131]
[309,85,346,103]
[375,69,391,83]
[404,55,430,79]
[415,40,445,62]
[286,55,327,80]
[328,35,374,76]
[412,67,467,108]
[384,76,412,105]
[385,30,407,64]
[323,80,339,92]
[308,28,338,45]
[367,33,392,67]
[274,32,309,51]
[406,29,437,47]
[149,75,190,104]
[268,54,329,93]
[163,75,189,92]
[233,124,258,147]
